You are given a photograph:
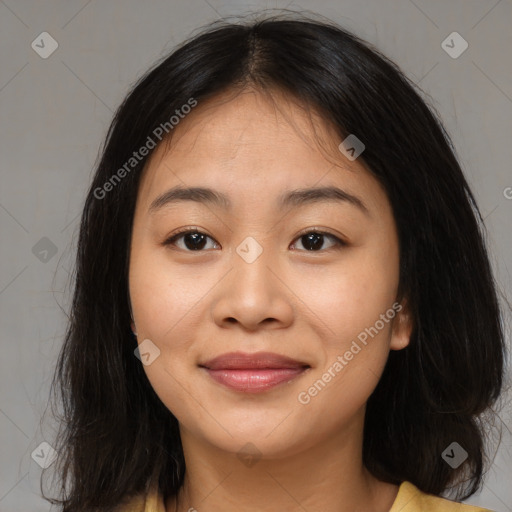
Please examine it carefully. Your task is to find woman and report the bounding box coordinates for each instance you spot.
[45,12,506,512]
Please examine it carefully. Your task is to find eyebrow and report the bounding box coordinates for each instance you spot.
[148,185,369,216]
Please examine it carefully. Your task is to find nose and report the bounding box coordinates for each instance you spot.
[210,244,294,332]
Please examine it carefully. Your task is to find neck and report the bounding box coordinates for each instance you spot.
[166,411,399,512]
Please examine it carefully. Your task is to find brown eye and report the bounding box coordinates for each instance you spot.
[290,231,345,252]
[164,230,219,251]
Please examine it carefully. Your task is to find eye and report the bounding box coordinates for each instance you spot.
[290,230,346,252]
[163,228,220,251]
[163,228,346,252]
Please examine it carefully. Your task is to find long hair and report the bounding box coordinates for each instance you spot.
[44,11,507,511]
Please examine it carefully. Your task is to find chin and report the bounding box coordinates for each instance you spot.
[180,409,317,459]
[205,429,304,460]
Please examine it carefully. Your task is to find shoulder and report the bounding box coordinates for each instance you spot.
[390,481,495,512]
[112,482,166,512]
[113,480,494,512]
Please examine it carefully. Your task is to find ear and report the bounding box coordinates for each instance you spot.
[389,300,413,351]
[130,320,137,336]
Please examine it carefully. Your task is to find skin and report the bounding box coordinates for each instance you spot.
[128,87,413,512]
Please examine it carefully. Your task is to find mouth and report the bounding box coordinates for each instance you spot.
[198,351,311,393]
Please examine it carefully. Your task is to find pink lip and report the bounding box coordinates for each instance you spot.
[199,351,310,393]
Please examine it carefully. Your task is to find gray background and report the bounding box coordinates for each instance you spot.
[1,0,511,510]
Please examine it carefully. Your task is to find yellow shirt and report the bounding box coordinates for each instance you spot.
[115,480,494,511]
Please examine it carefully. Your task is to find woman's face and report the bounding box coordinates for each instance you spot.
[128,88,411,458]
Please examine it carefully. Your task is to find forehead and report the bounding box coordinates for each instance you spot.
[135,88,388,215]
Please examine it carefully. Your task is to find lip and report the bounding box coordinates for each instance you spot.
[200,351,309,370]
[199,351,311,393]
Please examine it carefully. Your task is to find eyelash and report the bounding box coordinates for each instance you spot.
[162,227,347,252]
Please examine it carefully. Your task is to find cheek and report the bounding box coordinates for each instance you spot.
[128,250,203,421]
[291,245,399,346]
[290,239,400,415]
[294,268,398,424]
[128,245,218,397]
[129,245,209,340]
